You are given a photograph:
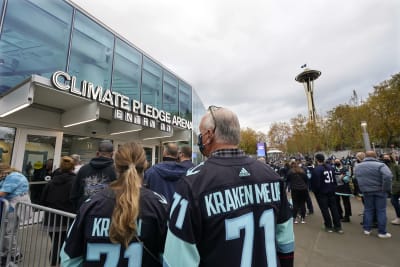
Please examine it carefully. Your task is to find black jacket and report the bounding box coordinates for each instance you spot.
[41,171,76,226]
[70,156,116,211]
[287,170,308,191]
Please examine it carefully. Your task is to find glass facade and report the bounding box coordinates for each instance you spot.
[142,56,162,109]
[0,0,195,120]
[0,0,72,95]
[163,71,178,114]
[112,38,142,101]
[191,90,206,164]
[179,80,192,120]
[68,11,114,90]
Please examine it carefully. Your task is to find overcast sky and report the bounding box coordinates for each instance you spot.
[72,0,399,133]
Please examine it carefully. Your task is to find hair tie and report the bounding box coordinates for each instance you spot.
[129,163,135,169]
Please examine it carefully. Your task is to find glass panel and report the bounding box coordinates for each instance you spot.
[144,147,152,167]
[191,90,206,164]
[24,134,56,204]
[163,71,178,114]
[0,0,4,20]
[142,56,162,109]
[179,80,192,120]
[112,38,142,101]
[68,11,114,91]
[0,126,15,166]
[0,0,72,94]
[62,134,108,165]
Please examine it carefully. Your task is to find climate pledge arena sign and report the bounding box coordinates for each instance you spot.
[51,71,192,132]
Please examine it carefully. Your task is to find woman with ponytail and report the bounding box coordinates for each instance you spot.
[61,142,169,266]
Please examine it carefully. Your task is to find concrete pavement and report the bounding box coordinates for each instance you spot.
[293,194,399,267]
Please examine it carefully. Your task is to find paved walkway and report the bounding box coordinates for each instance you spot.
[293,194,399,267]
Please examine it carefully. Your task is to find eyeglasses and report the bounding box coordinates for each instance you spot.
[208,105,221,131]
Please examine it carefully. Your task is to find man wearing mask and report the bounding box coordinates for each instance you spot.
[383,154,400,225]
[163,106,294,267]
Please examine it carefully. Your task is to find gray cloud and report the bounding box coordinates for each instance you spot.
[73,0,399,133]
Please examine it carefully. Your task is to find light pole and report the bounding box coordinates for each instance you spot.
[360,121,371,151]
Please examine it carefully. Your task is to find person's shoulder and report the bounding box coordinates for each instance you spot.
[141,187,168,205]
[6,172,26,181]
[140,188,168,216]
[79,189,114,213]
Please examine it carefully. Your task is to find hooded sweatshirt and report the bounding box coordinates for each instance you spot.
[41,171,76,226]
[144,160,188,203]
[70,156,116,211]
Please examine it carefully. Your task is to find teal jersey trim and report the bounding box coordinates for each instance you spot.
[163,229,200,267]
[335,192,353,197]
[60,243,84,267]
[276,218,295,253]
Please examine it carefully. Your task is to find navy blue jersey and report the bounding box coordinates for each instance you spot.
[61,187,168,267]
[311,164,337,194]
[163,155,294,267]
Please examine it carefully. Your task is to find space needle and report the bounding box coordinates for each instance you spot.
[295,65,321,123]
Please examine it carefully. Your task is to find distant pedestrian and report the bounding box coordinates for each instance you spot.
[70,154,82,174]
[354,151,392,238]
[382,154,400,225]
[0,163,31,265]
[70,140,116,211]
[41,156,75,267]
[305,160,315,215]
[178,145,195,170]
[311,153,343,233]
[288,161,309,224]
[144,142,187,203]
[351,152,365,198]
[334,159,352,222]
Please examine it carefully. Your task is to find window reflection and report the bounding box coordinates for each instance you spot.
[142,56,162,109]
[0,0,72,94]
[112,38,142,101]
[179,81,192,120]
[68,11,114,90]
[163,71,178,115]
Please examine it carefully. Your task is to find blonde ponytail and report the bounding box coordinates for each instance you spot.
[109,142,147,248]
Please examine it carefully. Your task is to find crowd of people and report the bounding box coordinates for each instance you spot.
[274,149,399,239]
[0,105,398,266]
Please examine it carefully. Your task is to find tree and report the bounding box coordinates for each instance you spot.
[239,128,258,155]
[365,73,400,147]
[267,122,291,151]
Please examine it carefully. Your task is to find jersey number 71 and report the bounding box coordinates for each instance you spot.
[225,210,277,267]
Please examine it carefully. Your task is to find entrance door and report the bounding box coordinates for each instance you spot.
[12,128,63,203]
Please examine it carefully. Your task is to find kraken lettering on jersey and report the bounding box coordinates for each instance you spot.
[204,182,281,217]
[92,217,110,237]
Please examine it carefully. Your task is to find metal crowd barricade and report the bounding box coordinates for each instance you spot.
[0,198,10,254]
[1,201,76,267]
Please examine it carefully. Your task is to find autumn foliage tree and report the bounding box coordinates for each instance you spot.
[239,128,267,155]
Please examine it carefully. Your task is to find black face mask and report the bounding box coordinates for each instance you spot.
[335,163,341,167]
[383,159,391,164]
[197,133,205,155]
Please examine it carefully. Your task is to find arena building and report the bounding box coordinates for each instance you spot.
[0,0,205,181]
